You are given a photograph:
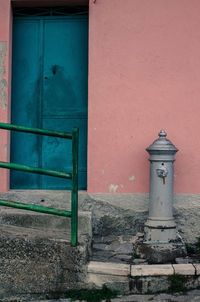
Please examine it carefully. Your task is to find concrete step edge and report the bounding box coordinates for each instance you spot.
[0,209,92,237]
[88,261,200,277]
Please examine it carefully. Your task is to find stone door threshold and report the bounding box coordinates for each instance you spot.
[88,261,200,277]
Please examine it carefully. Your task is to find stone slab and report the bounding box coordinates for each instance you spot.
[88,261,130,276]
[87,273,129,286]
[87,273,130,294]
[193,264,200,275]
[172,264,195,275]
[131,264,174,276]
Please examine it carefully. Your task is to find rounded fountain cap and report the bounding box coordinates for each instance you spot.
[159,129,167,138]
[146,130,178,155]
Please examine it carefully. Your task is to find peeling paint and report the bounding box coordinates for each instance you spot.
[0,42,7,110]
[109,184,119,193]
[129,175,135,182]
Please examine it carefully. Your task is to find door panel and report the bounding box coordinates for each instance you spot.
[11,16,88,189]
[11,20,41,188]
[41,117,87,189]
[43,19,88,115]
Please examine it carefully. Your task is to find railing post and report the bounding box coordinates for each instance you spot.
[0,122,79,246]
[71,128,79,246]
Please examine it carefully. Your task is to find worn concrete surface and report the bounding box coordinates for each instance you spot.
[1,191,200,244]
[0,204,92,300]
[0,223,89,299]
[91,235,134,263]
[0,208,92,239]
[87,193,200,245]
[0,191,200,299]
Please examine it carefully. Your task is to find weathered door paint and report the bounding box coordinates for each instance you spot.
[11,16,88,189]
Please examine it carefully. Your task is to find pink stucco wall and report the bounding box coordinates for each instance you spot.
[1,0,200,193]
[88,0,200,193]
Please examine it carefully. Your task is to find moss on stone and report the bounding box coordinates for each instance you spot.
[168,274,187,293]
[65,285,118,301]
[186,237,200,256]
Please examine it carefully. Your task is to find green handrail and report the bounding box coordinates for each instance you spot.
[0,122,72,138]
[0,199,71,217]
[0,122,79,246]
[0,161,72,179]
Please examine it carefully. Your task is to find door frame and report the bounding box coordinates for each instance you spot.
[11,13,88,190]
[9,0,89,191]
[12,0,89,8]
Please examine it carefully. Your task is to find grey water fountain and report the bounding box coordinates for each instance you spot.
[139,130,186,263]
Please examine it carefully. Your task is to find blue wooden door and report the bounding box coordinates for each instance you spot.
[11,16,88,189]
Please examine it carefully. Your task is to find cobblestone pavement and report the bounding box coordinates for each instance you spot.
[91,234,200,265]
[91,234,145,264]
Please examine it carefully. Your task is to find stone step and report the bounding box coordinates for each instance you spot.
[87,261,200,294]
[0,191,92,299]
[0,223,89,299]
[0,207,92,237]
[0,201,92,300]
[0,192,92,299]
[88,261,200,277]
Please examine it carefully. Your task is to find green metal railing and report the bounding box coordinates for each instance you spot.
[0,122,79,247]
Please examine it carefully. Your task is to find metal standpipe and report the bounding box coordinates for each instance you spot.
[145,130,177,243]
[142,130,186,263]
